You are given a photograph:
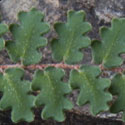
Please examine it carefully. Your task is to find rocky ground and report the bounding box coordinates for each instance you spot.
[0,0,125,124]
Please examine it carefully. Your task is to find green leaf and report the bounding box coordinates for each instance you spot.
[110,74,125,121]
[92,18,125,68]
[51,10,92,64]
[0,24,8,35]
[32,67,73,122]
[69,65,112,115]
[6,8,50,65]
[0,23,8,50]
[0,38,5,51]
[0,68,35,123]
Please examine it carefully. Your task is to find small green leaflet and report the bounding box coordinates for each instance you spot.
[0,23,8,50]
[51,10,92,64]
[32,67,73,122]
[92,18,125,68]
[0,68,35,123]
[69,65,112,115]
[110,74,125,121]
[6,8,50,65]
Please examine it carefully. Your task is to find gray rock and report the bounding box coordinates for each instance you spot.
[95,0,125,22]
[0,0,39,23]
[0,0,124,23]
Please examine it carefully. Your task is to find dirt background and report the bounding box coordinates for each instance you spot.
[0,0,125,124]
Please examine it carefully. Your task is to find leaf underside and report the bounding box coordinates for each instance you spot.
[51,10,92,64]
[0,68,35,123]
[92,18,125,68]
[69,65,112,115]
[32,67,73,122]
[0,23,8,50]
[110,74,125,121]
[6,8,50,65]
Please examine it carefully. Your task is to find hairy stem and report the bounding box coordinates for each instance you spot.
[0,63,81,70]
[99,64,125,73]
[0,63,124,73]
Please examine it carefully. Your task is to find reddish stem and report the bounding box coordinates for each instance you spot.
[0,64,124,73]
[0,63,81,70]
[99,64,125,73]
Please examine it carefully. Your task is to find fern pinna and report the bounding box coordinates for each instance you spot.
[0,8,125,123]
